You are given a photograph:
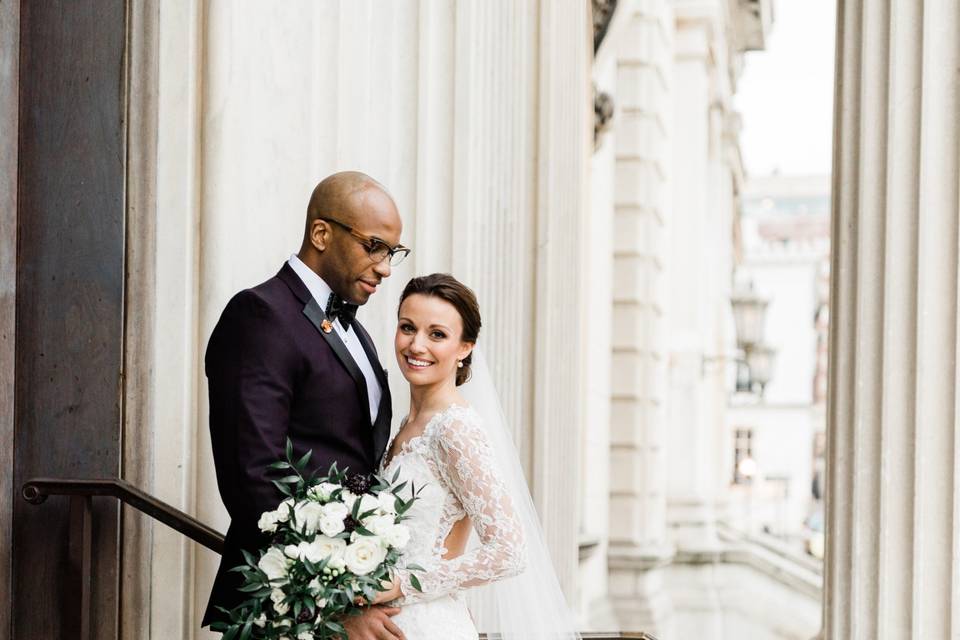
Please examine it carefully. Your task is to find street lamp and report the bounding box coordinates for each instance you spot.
[730,282,777,398]
[731,283,769,350]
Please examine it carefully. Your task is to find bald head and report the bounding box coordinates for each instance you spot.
[305,171,394,230]
[298,171,404,304]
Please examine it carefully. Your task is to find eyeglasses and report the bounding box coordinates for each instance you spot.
[320,217,411,266]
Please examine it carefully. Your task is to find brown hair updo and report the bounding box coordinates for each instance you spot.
[398,274,481,386]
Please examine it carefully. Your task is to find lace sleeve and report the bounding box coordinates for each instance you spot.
[396,414,527,603]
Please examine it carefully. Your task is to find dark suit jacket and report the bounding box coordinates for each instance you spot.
[202,263,392,626]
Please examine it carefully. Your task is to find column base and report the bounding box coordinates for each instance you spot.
[608,543,675,636]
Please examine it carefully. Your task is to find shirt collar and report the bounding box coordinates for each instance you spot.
[288,254,334,309]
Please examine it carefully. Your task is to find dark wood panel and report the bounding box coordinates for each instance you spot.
[14,1,127,638]
[1,0,20,637]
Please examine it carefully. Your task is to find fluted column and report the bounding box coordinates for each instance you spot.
[607,0,674,631]
[530,0,591,600]
[824,0,960,638]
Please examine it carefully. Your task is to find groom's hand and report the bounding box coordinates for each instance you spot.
[343,605,406,640]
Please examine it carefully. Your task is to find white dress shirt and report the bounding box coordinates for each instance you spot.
[288,255,382,422]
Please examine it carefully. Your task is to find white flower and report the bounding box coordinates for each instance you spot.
[340,490,358,511]
[258,547,291,583]
[275,498,295,522]
[294,501,325,535]
[318,514,346,538]
[298,632,314,640]
[271,587,290,615]
[344,537,386,575]
[257,510,279,534]
[307,577,322,595]
[322,501,349,521]
[253,613,267,628]
[364,514,394,536]
[328,555,346,571]
[377,491,398,515]
[315,597,328,608]
[299,536,346,564]
[384,524,410,550]
[357,494,381,516]
[283,544,300,559]
[308,482,340,502]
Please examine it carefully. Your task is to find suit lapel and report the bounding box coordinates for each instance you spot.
[352,320,393,462]
[302,297,371,421]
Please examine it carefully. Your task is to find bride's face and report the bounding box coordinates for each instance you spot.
[395,294,473,387]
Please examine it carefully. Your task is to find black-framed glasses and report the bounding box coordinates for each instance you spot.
[320,217,411,266]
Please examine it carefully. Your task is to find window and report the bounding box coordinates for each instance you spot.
[733,427,755,484]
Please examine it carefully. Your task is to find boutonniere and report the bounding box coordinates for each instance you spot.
[321,319,333,334]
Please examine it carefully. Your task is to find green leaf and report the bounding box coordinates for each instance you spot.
[221,625,240,640]
[278,474,302,484]
[409,574,423,592]
[285,438,294,463]
[297,449,313,469]
[404,563,425,572]
[268,461,291,470]
[238,620,253,640]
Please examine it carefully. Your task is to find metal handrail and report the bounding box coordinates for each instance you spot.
[22,477,224,553]
[22,478,657,640]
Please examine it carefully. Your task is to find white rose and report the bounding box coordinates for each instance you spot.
[318,514,346,538]
[275,498,295,523]
[307,577,322,595]
[340,490,358,511]
[308,482,340,502]
[253,613,267,628]
[298,632,314,640]
[343,538,386,575]
[364,514,394,537]
[357,494,380,516]
[293,501,325,535]
[377,491,397,515]
[328,555,346,571]
[322,501,349,521]
[257,510,279,533]
[384,524,410,550]
[283,544,300,559]
[316,597,327,608]
[299,536,346,564]
[258,547,291,583]
[270,587,290,615]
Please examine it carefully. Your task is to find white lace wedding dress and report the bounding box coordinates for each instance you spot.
[381,404,527,639]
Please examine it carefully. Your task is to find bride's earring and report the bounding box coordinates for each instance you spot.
[457,360,464,369]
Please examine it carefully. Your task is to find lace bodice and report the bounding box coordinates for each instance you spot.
[381,404,526,605]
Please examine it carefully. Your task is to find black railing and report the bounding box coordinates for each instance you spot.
[22,478,656,640]
[22,477,224,640]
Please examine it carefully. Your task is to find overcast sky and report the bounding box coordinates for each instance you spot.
[734,0,837,177]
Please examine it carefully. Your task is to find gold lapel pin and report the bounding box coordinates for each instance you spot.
[321,319,333,334]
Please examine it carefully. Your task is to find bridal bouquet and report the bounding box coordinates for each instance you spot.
[211,441,422,640]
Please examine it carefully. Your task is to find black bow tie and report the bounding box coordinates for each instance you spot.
[325,293,358,330]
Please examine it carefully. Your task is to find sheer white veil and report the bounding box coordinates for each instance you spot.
[459,347,580,639]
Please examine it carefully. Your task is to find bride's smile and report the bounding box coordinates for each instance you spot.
[395,293,473,388]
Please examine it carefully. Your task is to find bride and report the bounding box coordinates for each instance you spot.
[354,273,579,640]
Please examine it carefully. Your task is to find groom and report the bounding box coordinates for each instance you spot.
[202,171,408,639]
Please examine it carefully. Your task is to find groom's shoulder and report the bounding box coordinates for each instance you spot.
[222,273,296,321]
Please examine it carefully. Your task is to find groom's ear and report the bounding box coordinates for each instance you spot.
[310,219,331,252]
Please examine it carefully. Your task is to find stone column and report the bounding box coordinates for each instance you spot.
[531,0,592,600]
[824,0,960,638]
[665,9,722,554]
[607,0,674,632]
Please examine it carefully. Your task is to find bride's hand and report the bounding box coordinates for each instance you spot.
[354,576,403,606]
[370,576,403,605]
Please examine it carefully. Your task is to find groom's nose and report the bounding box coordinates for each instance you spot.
[373,259,391,279]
